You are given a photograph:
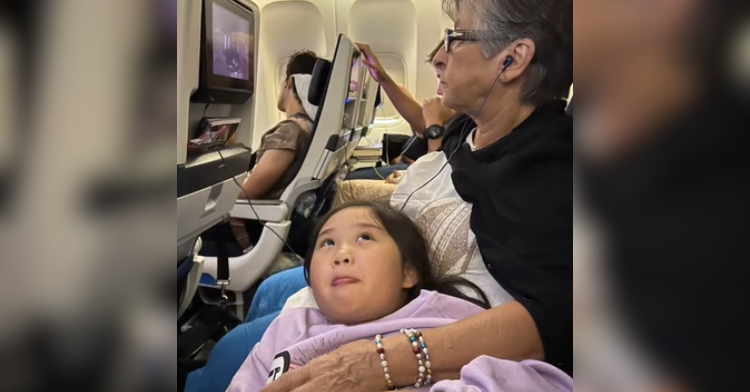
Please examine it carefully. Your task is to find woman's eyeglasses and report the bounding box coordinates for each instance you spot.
[443,28,480,53]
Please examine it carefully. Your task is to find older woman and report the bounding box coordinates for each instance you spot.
[258,0,573,391]
[186,0,571,390]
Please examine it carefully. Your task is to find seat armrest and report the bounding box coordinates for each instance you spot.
[231,200,289,222]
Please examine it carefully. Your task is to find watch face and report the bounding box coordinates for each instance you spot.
[425,125,444,139]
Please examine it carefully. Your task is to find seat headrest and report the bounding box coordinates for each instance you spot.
[374,86,382,109]
[308,59,332,106]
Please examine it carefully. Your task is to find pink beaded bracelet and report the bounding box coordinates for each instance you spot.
[375,334,396,390]
[400,328,433,388]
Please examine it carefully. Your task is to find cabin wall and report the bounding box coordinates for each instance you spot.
[249,0,453,149]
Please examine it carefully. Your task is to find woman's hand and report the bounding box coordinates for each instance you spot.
[385,170,405,184]
[423,97,457,127]
[259,340,390,392]
[356,43,391,85]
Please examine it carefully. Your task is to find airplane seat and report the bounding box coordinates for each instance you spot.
[381,133,411,165]
[196,58,335,260]
[177,145,254,318]
[308,58,333,109]
[197,35,358,312]
[197,59,331,257]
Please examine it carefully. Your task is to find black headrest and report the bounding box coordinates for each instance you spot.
[308,59,332,106]
[374,86,382,108]
[565,98,573,117]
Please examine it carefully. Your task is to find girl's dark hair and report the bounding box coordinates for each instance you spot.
[303,201,490,309]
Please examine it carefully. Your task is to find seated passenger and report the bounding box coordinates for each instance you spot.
[199,50,319,255]
[238,49,319,200]
[187,0,572,389]
[226,202,570,392]
[230,50,319,250]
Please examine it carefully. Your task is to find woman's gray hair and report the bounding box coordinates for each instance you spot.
[442,0,572,105]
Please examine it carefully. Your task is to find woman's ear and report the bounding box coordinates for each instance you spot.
[498,38,536,83]
[401,265,419,290]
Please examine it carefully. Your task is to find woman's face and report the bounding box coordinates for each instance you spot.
[308,207,417,325]
[431,6,503,114]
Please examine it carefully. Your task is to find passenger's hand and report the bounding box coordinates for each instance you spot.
[385,170,404,184]
[356,43,391,84]
[258,340,387,392]
[423,97,456,127]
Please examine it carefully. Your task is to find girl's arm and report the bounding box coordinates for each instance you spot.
[226,343,275,392]
[227,311,301,391]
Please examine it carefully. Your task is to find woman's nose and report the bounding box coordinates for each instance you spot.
[432,46,447,69]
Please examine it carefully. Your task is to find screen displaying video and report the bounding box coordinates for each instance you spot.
[212,2,252,81]
[347,52,362,101]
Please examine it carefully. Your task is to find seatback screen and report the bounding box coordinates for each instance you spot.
[212,2,252,81]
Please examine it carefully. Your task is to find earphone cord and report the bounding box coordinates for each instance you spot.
[398,119,471,212]
[203,104,297,255]
[398,59,511,212]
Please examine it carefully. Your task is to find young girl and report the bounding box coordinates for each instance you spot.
[226,202,571,391]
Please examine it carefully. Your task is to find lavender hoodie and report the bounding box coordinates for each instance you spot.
[227,290,572,392]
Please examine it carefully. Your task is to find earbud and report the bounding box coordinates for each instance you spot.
[501,56,513,73]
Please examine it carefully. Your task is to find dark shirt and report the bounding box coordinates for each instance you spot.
[444,102,573,375]
[581,92,750,390]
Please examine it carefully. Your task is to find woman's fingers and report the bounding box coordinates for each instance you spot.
[258,367,311,392]
[362,58,375,69]
[362,58,382,73]
[356,42,374,58]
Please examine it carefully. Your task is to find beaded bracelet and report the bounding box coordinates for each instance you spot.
[375,334,396,390]
[400,328,433,388]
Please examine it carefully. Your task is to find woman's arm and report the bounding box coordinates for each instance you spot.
[257,302,544,392]
[422,97,457,153]
[385,83,425,135]
[382,301,544,385]
[239,149,295,200]
[357,43,426,134]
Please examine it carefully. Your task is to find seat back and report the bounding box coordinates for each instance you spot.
[344,70,381,159]
[279,34,360,208]
[382,133,411,164]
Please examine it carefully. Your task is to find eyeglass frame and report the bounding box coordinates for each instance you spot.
[443,28,482,53]
[442,28,538,64]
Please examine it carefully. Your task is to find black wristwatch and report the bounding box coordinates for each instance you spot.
[423,124,445,140]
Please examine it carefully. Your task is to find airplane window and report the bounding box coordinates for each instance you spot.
[372,54,406,124]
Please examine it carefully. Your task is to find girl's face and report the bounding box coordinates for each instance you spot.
[309,207,418,325]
